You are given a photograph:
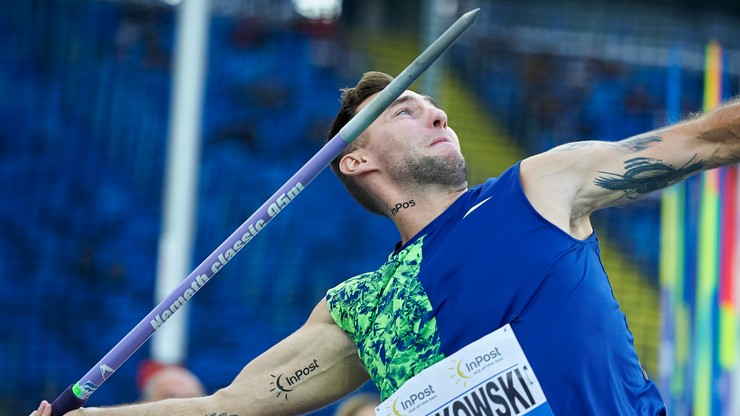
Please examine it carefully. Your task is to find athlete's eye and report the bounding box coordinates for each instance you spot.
[395,108,412,116]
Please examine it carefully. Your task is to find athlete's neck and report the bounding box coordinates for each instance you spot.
[388,186,467,244]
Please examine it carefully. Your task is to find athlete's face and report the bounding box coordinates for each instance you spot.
[356,90,467,188]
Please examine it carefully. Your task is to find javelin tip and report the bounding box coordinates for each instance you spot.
[457,8,480,32]
[463,8,481,21]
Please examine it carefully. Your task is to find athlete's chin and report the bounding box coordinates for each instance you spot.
[431,158,468,189]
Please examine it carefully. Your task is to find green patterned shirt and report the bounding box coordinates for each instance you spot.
[326,236,445,400]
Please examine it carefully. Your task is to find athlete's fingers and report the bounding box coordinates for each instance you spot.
[30,400,52,416]
[42,400,52,416]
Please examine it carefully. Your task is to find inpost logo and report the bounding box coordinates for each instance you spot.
[464,347,503,374]
[269,359,319,400]
[385,397,405,416]
[382,384,436,416]
[447,359,473,388]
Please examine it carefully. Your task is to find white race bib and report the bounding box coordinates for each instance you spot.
[376,324,554,416]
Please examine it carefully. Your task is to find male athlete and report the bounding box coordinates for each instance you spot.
[33,71,740,415]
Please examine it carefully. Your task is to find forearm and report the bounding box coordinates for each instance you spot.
[65,360,346,416]
[69,396,219,416]
[44,300,366,416]
[67,332,365,416]
[214,319,369,416]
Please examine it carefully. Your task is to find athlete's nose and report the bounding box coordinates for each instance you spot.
[431,107,448,129]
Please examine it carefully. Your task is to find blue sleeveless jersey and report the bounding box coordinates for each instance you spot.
[327,162,666,414]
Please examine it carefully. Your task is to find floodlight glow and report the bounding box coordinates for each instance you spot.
[292,0,341,20]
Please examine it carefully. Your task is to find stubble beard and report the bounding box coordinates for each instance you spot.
[391,152,468,190]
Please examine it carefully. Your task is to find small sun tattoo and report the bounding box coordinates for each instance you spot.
[270,373,292,400]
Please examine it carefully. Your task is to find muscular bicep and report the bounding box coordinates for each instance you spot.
[210,298,369,415]
[523,98,740,230]
[521,125,712,237]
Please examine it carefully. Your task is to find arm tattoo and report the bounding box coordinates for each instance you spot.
[270,374,293,400]
[205,413,238,416]
[555,134,663,154]
[269,359,321,400]
[615,134,663,152]
[594,155,707,200]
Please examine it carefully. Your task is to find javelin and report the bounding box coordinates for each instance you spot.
[49,8,480,415]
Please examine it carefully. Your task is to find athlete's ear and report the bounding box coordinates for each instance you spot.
[339,150,376,177]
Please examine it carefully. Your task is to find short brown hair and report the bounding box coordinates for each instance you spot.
[326,71,394,217]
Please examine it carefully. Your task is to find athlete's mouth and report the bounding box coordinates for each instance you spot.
[430,137,452,146]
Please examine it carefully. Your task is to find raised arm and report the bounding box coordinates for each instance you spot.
[520,98,740,239]
[33,299,369,416]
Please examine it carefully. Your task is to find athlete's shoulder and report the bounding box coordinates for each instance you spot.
[468,161,523,200]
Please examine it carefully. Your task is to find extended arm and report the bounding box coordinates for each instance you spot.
[520,98,740,238]
[33,299,369,416]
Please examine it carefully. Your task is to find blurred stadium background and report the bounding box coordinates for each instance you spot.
[2,0,739,414]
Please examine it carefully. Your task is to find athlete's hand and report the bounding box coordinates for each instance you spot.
[30,400,52,416]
